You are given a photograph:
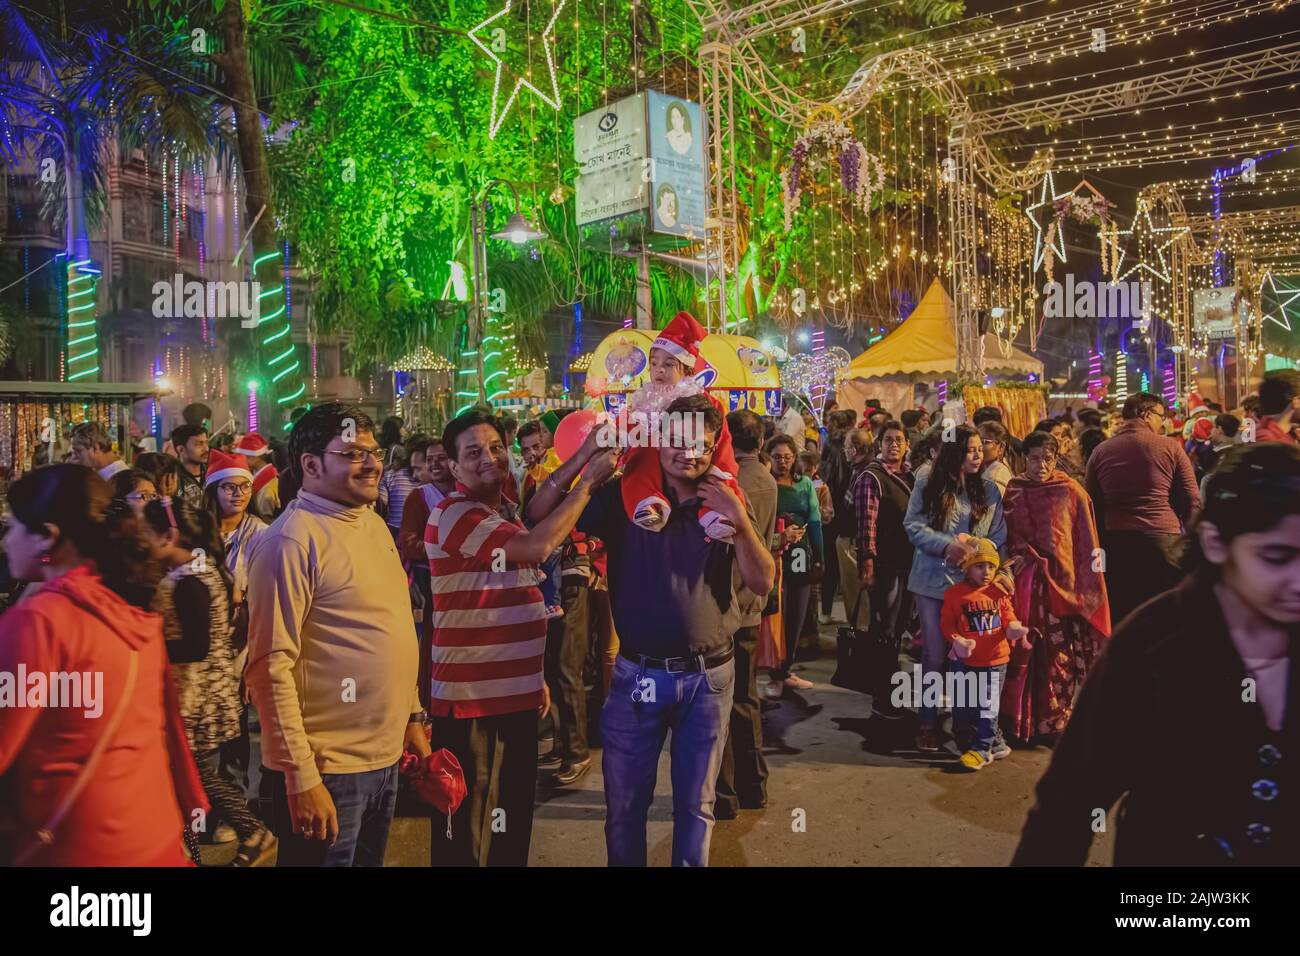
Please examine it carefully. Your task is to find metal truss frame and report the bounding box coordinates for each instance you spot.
[970,40,1300,137]
[1144,182,1300,397]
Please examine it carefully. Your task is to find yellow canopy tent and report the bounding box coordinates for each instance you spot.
[836,279,1043,415]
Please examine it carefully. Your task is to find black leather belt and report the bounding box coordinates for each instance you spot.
[619,648,734,673]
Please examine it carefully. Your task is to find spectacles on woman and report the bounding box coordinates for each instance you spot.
[218,482,253,497]
[125,491,160,503]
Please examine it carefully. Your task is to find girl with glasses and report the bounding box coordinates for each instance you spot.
[202,451,268,608]
[110,468,161,516]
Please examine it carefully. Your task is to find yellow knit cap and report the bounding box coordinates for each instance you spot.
[961,537,1001,571]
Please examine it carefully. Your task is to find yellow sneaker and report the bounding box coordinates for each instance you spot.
[959,749,993,771]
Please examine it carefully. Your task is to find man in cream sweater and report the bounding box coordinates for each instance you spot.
[246,404,429,866]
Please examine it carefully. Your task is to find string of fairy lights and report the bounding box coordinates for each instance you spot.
[765,0,1293,102]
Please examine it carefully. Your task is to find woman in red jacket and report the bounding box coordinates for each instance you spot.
[0,464,206,866]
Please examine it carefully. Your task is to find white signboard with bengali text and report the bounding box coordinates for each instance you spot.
[574,93,647,226]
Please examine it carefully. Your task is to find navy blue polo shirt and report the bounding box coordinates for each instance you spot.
[577,479,747,660]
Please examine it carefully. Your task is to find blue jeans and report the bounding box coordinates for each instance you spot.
[950,661,1007,754]
[539,549,562,609]
[601,654,735,867]
[266,762,399,867]
[915,594,947,729]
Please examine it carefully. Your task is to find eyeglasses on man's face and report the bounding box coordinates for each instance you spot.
[326,446,384,464]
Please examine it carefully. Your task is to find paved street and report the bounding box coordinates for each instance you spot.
[204,610,1114,867]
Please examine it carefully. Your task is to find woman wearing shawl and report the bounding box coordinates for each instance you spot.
[1000,431,1111,742]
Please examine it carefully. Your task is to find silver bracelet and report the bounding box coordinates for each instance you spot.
[545,474,569,495]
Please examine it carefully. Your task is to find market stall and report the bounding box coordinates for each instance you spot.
[0,381,161,487]
[586,330,782,415]
[836,280,1044,420]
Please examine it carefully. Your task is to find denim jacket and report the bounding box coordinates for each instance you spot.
[903,470,1007,601]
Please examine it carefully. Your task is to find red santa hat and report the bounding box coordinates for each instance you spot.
[233,432,271,457]
[651,311,707,369]
[1192,417,1214,441]
[204,449,254,488]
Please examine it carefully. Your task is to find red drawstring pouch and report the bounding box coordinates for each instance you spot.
[399,748,468,839]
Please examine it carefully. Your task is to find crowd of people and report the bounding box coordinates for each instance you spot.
[0,359,1296,867]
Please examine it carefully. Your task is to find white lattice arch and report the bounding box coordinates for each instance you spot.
[687,1,1048,366]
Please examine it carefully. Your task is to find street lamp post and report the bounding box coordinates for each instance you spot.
[467,180,545,405]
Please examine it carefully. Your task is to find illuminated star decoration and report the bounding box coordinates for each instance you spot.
[1258,269,1299,332]
[1115,198,1189,284]
[1024,170,1067,273]
[468,0,566,140]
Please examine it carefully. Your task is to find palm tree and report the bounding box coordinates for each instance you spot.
[0,0,219,381]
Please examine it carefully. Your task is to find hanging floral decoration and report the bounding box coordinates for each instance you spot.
[1044,221,1058,285]
[781,107,885,232]
[1100,220,1122,279]
[1052,191,1113,226]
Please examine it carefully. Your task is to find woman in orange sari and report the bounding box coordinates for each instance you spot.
[1000,431,1112,742]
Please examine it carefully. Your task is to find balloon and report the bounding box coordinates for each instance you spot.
[553,408,599,462]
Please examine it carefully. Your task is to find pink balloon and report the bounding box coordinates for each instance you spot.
[553,409,599,462]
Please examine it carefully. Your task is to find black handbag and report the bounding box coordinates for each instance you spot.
[831,591,900,696]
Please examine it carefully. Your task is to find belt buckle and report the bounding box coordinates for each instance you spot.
[664,657,687,674]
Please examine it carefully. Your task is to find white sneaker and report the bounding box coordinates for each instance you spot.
[763,681,784,700]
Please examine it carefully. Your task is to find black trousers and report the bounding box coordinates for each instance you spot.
[715,625,768,813]
[871,567,911,646]
[429,710,537,867]
[1100,530,1185,628]
[545,577,590,763]
[869,567,911,695]
[821,531,841,616]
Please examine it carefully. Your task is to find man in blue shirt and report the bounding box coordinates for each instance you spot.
[527,394,774,866]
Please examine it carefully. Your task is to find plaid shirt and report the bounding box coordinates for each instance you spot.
[852,457,910,570]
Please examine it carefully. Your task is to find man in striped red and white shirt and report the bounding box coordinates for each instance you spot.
[425,409,617,866]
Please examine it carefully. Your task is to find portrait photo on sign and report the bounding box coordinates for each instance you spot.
[665,101,693,154]
[655,183,680,227]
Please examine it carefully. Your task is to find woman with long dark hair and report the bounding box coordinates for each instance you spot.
[1015,442,1300,866]
[140,497,275,866]
[903,424,1008,751]
[0,465,206,865]
[764,434,823,699]
[201,450,267,610]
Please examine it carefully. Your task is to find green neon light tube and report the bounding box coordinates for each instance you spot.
[276,383,306,404]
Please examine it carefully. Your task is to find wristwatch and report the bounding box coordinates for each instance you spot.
[408,709,428,724]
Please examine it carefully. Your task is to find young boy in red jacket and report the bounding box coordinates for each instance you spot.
[941,537,1029,771]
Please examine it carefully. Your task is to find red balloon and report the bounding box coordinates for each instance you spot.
[553,408,599,462]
